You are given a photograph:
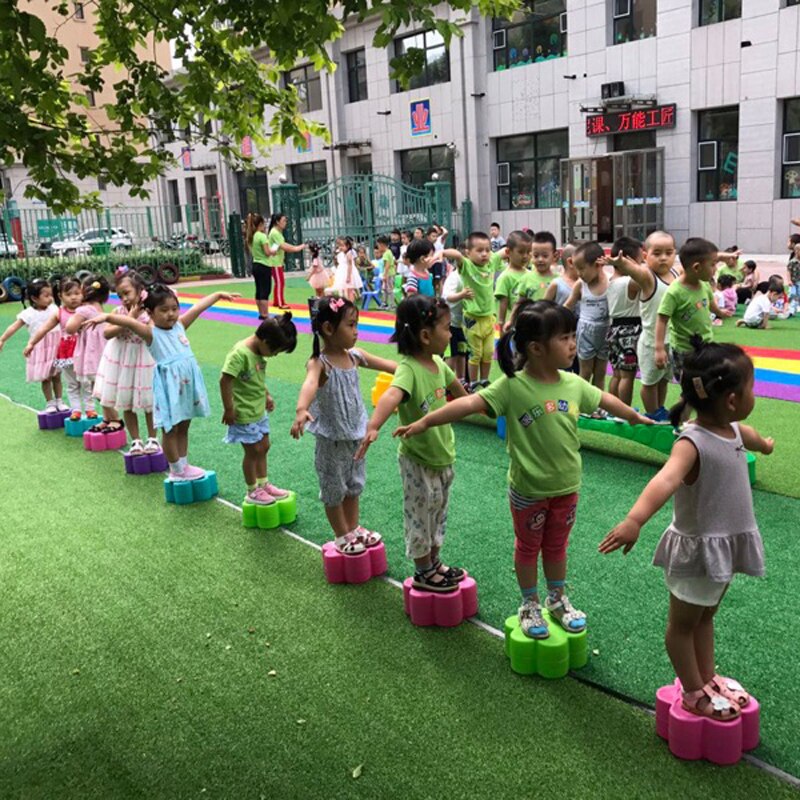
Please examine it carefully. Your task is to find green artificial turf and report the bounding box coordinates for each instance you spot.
[2,400,800,799]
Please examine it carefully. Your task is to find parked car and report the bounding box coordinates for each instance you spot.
[0,233,19,259]
[50,227,135,256]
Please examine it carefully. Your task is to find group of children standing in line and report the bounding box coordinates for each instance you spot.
[0,224,775,725]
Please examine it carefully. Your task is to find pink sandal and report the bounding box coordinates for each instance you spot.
[707,674,750,708]
[681,686,740,722]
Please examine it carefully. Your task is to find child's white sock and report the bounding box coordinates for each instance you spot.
[178,456,187,470]
[169,460,182,474]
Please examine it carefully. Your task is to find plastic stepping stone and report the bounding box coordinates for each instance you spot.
[242,492,297,529]
[163,471,218,504]
[322,541,388,584]
[64,416,96,437]
[655,679,760,766]
[83,428,127,451]
[402,574,478,627]
[503,610,588,679]
[38,410,70,430]
[124,450,168,475]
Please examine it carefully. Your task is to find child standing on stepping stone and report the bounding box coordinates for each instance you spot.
[221,313,298,507]
[83,284,239,482]
[397,299,649,631]
[356,295,469,592]
[600,338,772,723]
[292,297,396,555]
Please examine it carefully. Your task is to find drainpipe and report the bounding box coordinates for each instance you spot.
[459,29,472,201]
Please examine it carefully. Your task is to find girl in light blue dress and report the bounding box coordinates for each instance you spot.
[83,284,239,481]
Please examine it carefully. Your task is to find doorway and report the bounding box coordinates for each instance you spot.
[560,148,664,244]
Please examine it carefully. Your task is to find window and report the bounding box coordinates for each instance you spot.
[495,129,568,210]
[394,30,450,92]
[237,170,270,216]
[613,0,656,44]
[167,179,182,225]
[697,106,739,201]
[85,89,96,107]
[79,47,91,63]
[399,145,456,203]
[699,0,741,25]
[291,160,328,193]
[492,1,566,72]
[74,2,85,20]
[786,0,800,6]
[345,49,368,103]
[97,177,107,191]
[285,65,322,112]
[185,177,200,222]
[350,155,373,174]
[781,99,800,198]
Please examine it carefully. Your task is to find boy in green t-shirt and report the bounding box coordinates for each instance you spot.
[494,229,533,328]
[513,230,559,310]
[655,237,734,379]
[442,231,498,390]
[220,315,298,506]
[376,235,396,309]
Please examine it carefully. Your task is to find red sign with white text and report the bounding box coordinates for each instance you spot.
[586,104,676,137]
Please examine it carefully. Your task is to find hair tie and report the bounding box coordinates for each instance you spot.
[404,322,410,328]
[140,289,148,301]
[692,376,707,399]
[116,265,129,276]
[91,281,101,289]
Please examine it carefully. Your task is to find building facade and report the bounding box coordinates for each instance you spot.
[164,1,800,252]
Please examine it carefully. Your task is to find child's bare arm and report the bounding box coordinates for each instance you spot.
[710,296,732,318]
[83,312,153,344]
[441,249,463,263]
[738,424,774,455]
[602,254,653,295]
[654,314,669,368]
[394,393,488,439]
[179,291,240,329]
[599,439,697,554]
[355,386,405,459]
[563,280,583,310]
[357,350,397,374]
[291,358,324,438]
[543,282,558,302]
[220,373,237,425]
[0,320,25,351]
[497,296,510,326]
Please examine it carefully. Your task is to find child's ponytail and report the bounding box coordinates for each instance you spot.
[497,327,517,377]
[308,296,356,359]
[255,311,297,354]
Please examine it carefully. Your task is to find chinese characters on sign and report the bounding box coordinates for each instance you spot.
[410,99,432,137]
[586,104,677,137]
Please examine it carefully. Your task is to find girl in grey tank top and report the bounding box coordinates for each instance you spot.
[599,341,772,722]
[291,297,397,555]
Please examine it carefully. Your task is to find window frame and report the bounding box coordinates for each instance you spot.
[612,0,657,45]
[491,1,568,72]
[398,145,456,204]
[494,129,569,211]
[699,0,742,26]
[85,89,96,107]
[74,2,85,21]
[696,106,739,202]
[345,48,368,104]
[291,160,329,193]
[285,64,322,113]
[781,98,800,198]
[79,46,91,64]
[393,30,451,93]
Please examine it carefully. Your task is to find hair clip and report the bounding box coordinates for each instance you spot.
[91,281,101,289]
[692,376,707,399]
[115,265,130,276]
[140,289,148,301]
[330,297,345,311]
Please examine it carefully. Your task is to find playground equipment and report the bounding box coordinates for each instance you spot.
[64,415,97,437]
[371,371,394,408]
[403,575,479,627]
[504,611,588,679]
[322,541,388,584]
[656,680,760,765]
[83,428,127,452]
[242,492,297,529]
[37,410,70,430]
[123,450,168,475]
[164,471,218,504]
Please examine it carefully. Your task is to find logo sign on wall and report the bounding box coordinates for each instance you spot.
[180,146,192,170]
[241,136,253,157]
[410,99,432,137]
[296,132,312,153]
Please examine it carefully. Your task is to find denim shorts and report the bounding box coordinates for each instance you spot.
[224,413,270,445]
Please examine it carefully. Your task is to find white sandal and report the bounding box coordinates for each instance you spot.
[545,593,587,633]
[128,439,145,456]
[354,525,382,547]
[143,437,161,454]
[334,534,365,556]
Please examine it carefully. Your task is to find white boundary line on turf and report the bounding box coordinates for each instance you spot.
[4,391,800,790]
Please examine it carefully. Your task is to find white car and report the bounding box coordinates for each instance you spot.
[0,233,18,258]
[50,227,135,256]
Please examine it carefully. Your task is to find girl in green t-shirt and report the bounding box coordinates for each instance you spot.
[356,295,469,593]
[396,299,649,637]
[245,213,278,320]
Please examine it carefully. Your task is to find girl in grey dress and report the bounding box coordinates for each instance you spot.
[600,337,773,723]
[291,297,397,555]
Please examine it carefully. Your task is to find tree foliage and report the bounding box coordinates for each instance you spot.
[0,0,518,213]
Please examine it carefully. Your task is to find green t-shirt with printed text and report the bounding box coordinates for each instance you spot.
[265,228,285,267]
[392,355,456,469]
[479,370,601,498]
[658,280,714,353]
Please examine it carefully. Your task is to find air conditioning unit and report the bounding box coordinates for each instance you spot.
[601,81,626,100]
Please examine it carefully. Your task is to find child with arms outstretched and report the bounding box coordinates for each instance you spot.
[291,297,397,553]
[600,338,771,721]
[355,295,469,591]
[221,313,298,505]
[398,300,650,636]
[0,279,64,411]
[83,285,240,481]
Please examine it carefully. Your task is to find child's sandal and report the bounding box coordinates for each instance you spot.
[411,568,458,594]
[354,526,382,548]
[707,675,750,708]
[104,419,125,434]
[128,439,145,456]
[681,686,740,722]
[334,535,365,556]
[88,420,110,433]
[432,559,465,582]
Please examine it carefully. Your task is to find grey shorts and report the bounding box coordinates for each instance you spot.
[637,338,672,386]
[314,437,366,506]
[577,320,609,361]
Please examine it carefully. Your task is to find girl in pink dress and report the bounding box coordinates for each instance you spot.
[67,275,111,422]
[0,279,65,411]
[333,237,362,302]
[306,242,329,298]
[93,268,159,452]
[24,277,88,418]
